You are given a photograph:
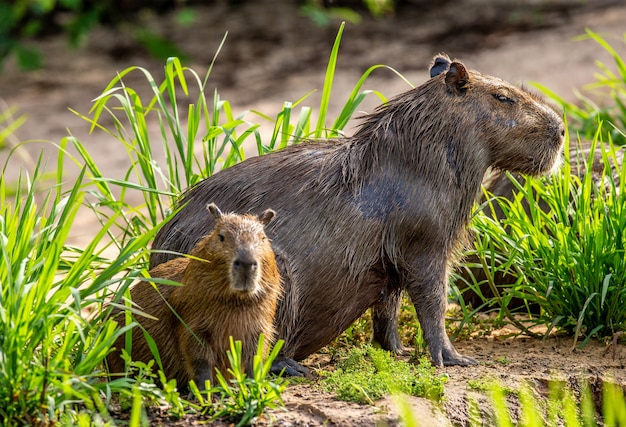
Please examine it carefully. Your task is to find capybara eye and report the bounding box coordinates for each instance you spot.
[218,234,225,242]
[493,93,514,104]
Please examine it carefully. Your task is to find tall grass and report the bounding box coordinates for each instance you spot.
[0,150,161,424]
[462,128,626,342]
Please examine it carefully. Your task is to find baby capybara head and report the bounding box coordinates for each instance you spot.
[428,54,565,175]
[200,203,276,294]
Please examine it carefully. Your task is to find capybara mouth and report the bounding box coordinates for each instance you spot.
[231,274,261,294]
[532,136,565,176]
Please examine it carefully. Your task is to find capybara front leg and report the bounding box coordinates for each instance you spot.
[371,286,406,354]
[409,275,476,366]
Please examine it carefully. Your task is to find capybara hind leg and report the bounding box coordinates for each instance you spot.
[192,359,214,391]
[271,356,314,379]
[371,287,406,354]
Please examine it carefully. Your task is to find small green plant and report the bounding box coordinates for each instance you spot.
[110,352,186,419]
[322,345,447,404]
[467,377,515,395]
[495,356,511,365]
[189,335,287,427]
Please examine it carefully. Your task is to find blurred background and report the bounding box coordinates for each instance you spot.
[1,0,625,140]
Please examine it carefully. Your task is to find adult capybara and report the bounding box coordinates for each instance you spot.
[150,54,565,372]
[107,203,281,390]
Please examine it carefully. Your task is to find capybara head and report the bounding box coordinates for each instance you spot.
[200,203,276,294]
[427,53,565,176]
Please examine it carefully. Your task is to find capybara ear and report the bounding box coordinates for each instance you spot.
[207,203,223,220]
[429,54,451,78]
[259,209,276,226]
[445,61,470,95]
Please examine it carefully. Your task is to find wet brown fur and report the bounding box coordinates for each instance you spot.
[107,205,281,389]
[149,54,564,367]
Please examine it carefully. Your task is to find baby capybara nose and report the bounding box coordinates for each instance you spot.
[233,256,258,273]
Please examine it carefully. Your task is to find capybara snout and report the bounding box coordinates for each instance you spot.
[231,247,261,292]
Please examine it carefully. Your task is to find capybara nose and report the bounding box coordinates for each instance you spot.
[233,254,258,273]
[232,251,260,292]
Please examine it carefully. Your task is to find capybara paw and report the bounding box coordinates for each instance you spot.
[442,354,477,366]
[371,327,405,354]
[430,345,477,366]
[271,357,315,379]
[371,338,408,355]
[396,346,410,356]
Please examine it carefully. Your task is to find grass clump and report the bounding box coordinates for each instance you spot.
[188,336,287,426]
[322,345,447,405]
[0,156,159,424]
[466,132,626,342]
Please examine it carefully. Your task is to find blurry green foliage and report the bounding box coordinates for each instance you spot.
[299,0,394,26]
[0,0,193,70]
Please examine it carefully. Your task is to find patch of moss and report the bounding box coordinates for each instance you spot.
[321,345,448,405]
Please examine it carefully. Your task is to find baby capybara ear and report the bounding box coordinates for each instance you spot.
[259,209,276,226]
[207,203,223,220]
[429,53,451,78]
[445,61,470,95]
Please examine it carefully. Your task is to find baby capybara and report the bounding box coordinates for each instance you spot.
[107,203,281,390]
[150,54,565,373]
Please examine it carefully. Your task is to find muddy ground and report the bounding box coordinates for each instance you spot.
[1,0,626,425]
